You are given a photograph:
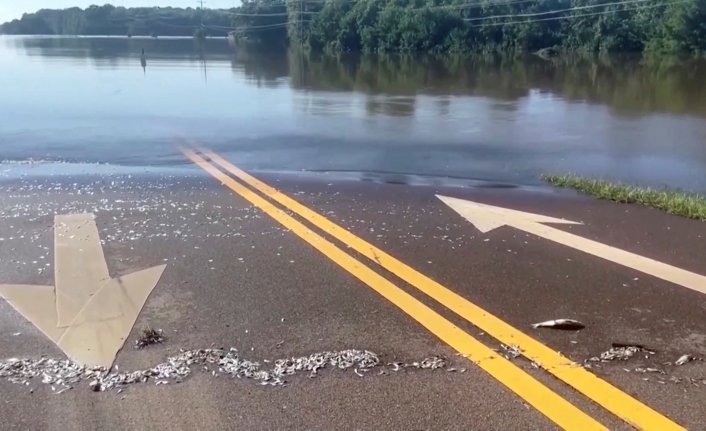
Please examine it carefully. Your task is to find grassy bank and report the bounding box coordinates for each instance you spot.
[541,174,706,221]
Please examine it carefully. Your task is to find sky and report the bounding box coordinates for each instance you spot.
[0,1,240,23]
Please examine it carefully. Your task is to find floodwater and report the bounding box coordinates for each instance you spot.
[1,36,706,191]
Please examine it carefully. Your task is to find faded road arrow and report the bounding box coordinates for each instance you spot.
[438,195,706,296]
[0,214,166,367]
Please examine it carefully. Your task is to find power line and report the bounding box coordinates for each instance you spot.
[225,20,313,32]
[468,0,688,27]
[218,0,553,18]
[229,10,317,17]
[464,0,662,21]
[210,0,521,23]
[121,0,685,35]
[401,0,546,12]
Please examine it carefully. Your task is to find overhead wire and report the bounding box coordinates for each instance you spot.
[250,21,312,31]
[291,0,684,26]
[468,0,688,27]
[118,0,686,34]
[228,10,318,17]
[222,0,679,22]
[464,0,667,21]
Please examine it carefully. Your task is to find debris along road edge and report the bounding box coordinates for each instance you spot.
[1,349,448,392]
[437,195,706,296]
[191,147,685,431]
[0,213,166,368]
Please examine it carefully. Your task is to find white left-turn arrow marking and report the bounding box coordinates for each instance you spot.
[0,214,166,367]
[438,195,706,296]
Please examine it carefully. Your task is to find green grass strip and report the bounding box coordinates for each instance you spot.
[541,174,706,221]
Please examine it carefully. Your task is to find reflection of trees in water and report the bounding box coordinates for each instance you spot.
[16,36,234,66]
[230,48,289,88]
[283,51,706,118]
[365,97,417,117]
[294,95,353,117]
[17,36,706,118]
[435,97,451,117]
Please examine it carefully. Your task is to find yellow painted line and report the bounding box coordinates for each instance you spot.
[201,148,685,431]
[183,148,606,431]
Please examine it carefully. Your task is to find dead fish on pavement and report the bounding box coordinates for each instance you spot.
[675,354,702,366]
[419,356,447,370]
[531,319,585,330]
[89,380,102,392]
[611,342,653,351]
[134,327,166,350]
[2,348,452,393]
[388,362,403,372]
[500,344,522,359]
[634,367,664,374]
[588,344,654,362]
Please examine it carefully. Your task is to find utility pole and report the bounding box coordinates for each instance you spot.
[198,0,205,28]
[195,0,206,39]
[197,0,208,81]
[299,0,303,43]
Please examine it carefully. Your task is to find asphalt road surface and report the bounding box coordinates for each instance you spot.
[1,149,705,430]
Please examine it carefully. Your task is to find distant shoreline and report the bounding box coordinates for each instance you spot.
[3,2,704,57]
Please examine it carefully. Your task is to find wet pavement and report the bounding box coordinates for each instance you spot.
[4,34,706,431]
[1,164,705,430]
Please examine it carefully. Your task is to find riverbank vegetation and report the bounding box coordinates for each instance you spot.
[2,1,705,57]
[300,0,706,57]
[542,174,706,220]
[0,5,233,37]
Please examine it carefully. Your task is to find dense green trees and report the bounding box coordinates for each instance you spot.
[2,1,705,56]
[0,5,233,37]
[229,0,289,47]
[298,0,706,56]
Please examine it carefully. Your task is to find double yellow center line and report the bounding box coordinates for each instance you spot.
[183,147,684,431]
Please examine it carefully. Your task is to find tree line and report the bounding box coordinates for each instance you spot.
[2,1,705,56]
[295,0,706,56]
[0,5,233,37]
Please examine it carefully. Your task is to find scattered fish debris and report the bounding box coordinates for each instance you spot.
[1,349,448,393]
[419,356,447,369]
[134,327,166,350]
[666,376,706,386]
[611,342,650,350]
[531,319,585,330]
[675,354,702,366]
[634,367,664,374]
[499,344,522,359]
[588,344,655,362]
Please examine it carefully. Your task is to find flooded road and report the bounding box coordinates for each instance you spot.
[3,36,706,431]
[2,36,706,191]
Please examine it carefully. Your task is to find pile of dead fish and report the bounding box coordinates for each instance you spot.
[587,344,655,363]
[134,327,166,350]
[0,348,447,393]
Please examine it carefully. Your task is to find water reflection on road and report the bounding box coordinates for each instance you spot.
[1,36,705,191]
